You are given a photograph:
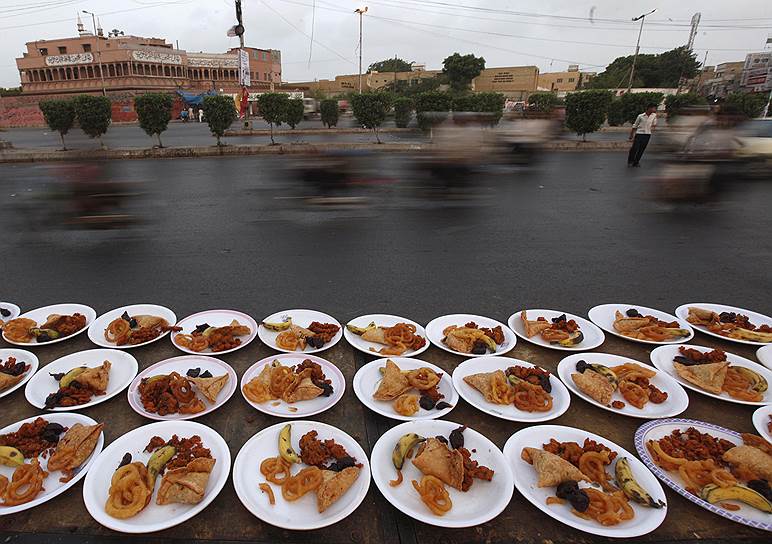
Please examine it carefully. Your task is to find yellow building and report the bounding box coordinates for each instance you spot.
[537,65,595,93]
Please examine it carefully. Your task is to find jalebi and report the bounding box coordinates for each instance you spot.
[618,380,648,409]
[394,393,420,416]
[104,462,152,519]
[281,466,322,501]
[104,318,131,344]
[1,459,47,506]
[406,368,440,390]
[578,450,616,492]
[572,489,633,526]
[412,475,452,516]
[259,483,276,505]
[260,456,292,485]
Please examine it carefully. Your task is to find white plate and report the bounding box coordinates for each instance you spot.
[0,413,104,515]
[2,303,96,346]
[425,314,516,357]
[88,304,177,349]
[24,349,138,411]
[353,357,457,421]
[509,309,605,351]
[675,303,772,347]
[751,405,772,443]
[452,356,570,422]
[588,304,694,345]
[82,420,230,533]
[371,419,514,528]
[635,418,771,531]
[0,302,21,321]
[650,344,772,406]
[344,314,430,357]
[240,354,345,418]
[756,344,772,371]
[504,424,667,538]
[557,353,689,419]
[171,309,258,355]
[0,348,39,400]
[258,309,342,354]
[127,355,237,421]
[233,420,370,530]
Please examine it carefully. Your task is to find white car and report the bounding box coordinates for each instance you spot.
[735,118,772,160]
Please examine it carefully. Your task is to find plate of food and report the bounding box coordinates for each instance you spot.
[503,424,667,537]
[650,345,772,406]
[2,303,96,346]
[171,309,257,355]
[353,358,457,421]
[676,303,772,346]
[371,419,513,528]
[0,349,38,400]
[425,314,515,357]
[258,309,342,354]
[88,304,179,349]
[344,314,429,357]
[233,421,370,530]
[82,420,230,533]
[0,302,21,324]
[758,345,772,371]
[25,349,138,411]
[636,418,772,530]
[752,405,772,443]
[557,353,689,419]
[509,310,605,351]
[452,356,570,422]
[127,355,236,421]
[241,354,345,418]
[0,413,104,515]
[587,304,693,345]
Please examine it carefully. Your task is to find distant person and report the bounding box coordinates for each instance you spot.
[180,109,188,122]
[199,109,204,123]
[628,103,658,167]
[188,107,194,123]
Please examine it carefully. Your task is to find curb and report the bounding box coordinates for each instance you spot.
[224,127,418,136]
[0,140,629,163]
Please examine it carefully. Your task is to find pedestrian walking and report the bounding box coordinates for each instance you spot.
[187,107,194,124]
[198,108,204,123]
[628,103,658,167]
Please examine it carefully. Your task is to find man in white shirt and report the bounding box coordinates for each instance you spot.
[627,103,658,167]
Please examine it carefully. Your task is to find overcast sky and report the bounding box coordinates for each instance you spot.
[1,0,770,87]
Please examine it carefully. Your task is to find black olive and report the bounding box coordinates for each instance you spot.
[0,308,10,317]
[327,455,356,472]
[419,395,436,410]
[36,332,52,343]
[318,382,334,397]
[186,368,201,378]
[449,426,466,449]
[129,318,138,328]
[626,308,642,318]
[6,362,26,376]
[569,489,590,512]
[747,480,772,501]
[200,370,213,379]
[537,374,552,393]
[719,312,736,323]
[44,391,63,409]
[309,336,324,349]
[120,311,131,322]
[117,452,132,470]
[44,422,65,434]
[575,360,590,373]
[194,323,210,333]
[552,314,567,323]
[470,341,487,355]
[434,435,449,445]
[556,480,580,499]
[434,401,452,410]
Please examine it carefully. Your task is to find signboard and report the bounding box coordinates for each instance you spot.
[132,50,182,65]
[239,49,250,86]
[44,52,93,66]
[247,91,303,101]
[188,55,238,68]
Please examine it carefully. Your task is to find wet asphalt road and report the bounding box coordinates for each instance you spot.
[1,151,770,322]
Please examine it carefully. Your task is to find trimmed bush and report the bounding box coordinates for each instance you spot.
[202,95,238,146]
[134,93,173,147]
[257,93,289,144]
[564,90,614,140]
[414,91,452,132]
[393,97,413,128]
[73,95,112,148]
[351,92,392,143]
[725,92,767,119]
[527,91,560,113]
[320,99,339,128]
[39,99,76,150]
[284,99,304,129]
[664,92,706,118]
[475,92,505,126]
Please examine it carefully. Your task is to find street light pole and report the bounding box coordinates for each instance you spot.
[83,10,106,96]
[627,8,656,93]
[355,7,368,93]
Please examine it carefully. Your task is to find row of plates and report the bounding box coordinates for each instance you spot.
[5,346,772,429]
[2,415,769,535]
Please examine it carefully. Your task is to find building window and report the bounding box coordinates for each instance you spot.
[58,46,67,54]
[262,51,267,61]
[556,78,563,83]
[39,47,48,56]
[83,43,91,52]
[568,78,575,82]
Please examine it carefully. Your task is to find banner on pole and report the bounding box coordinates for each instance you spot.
[239,49,250,87]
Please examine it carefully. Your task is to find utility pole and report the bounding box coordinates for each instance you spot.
[355,7,368,93]
[677,13,701,94]
[627,8,656,93]
[83,10,106,95]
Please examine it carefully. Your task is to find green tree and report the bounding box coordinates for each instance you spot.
[320,99,339,128]
[725,92,767,119]
[385,75,445,97]
[414,90,452,133]
[451,94,477,112]
[351,92,391,143]
[39,99,76,150]
[368,58,413,73]
[442,53,485,92]
[0,87,22,97]
[590,46,700,89]
[284,99,304,129]
[528,91,560,113]
[134,93,173,148]
[202,94,238,146]
[475,92,506,126]
[393,97,413,128]
[565,90,613,140]
[664,92,707,118]
[615,92,664,125]
[257,93,289,144]
[607,99,625,126]
[72,95,112,149]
